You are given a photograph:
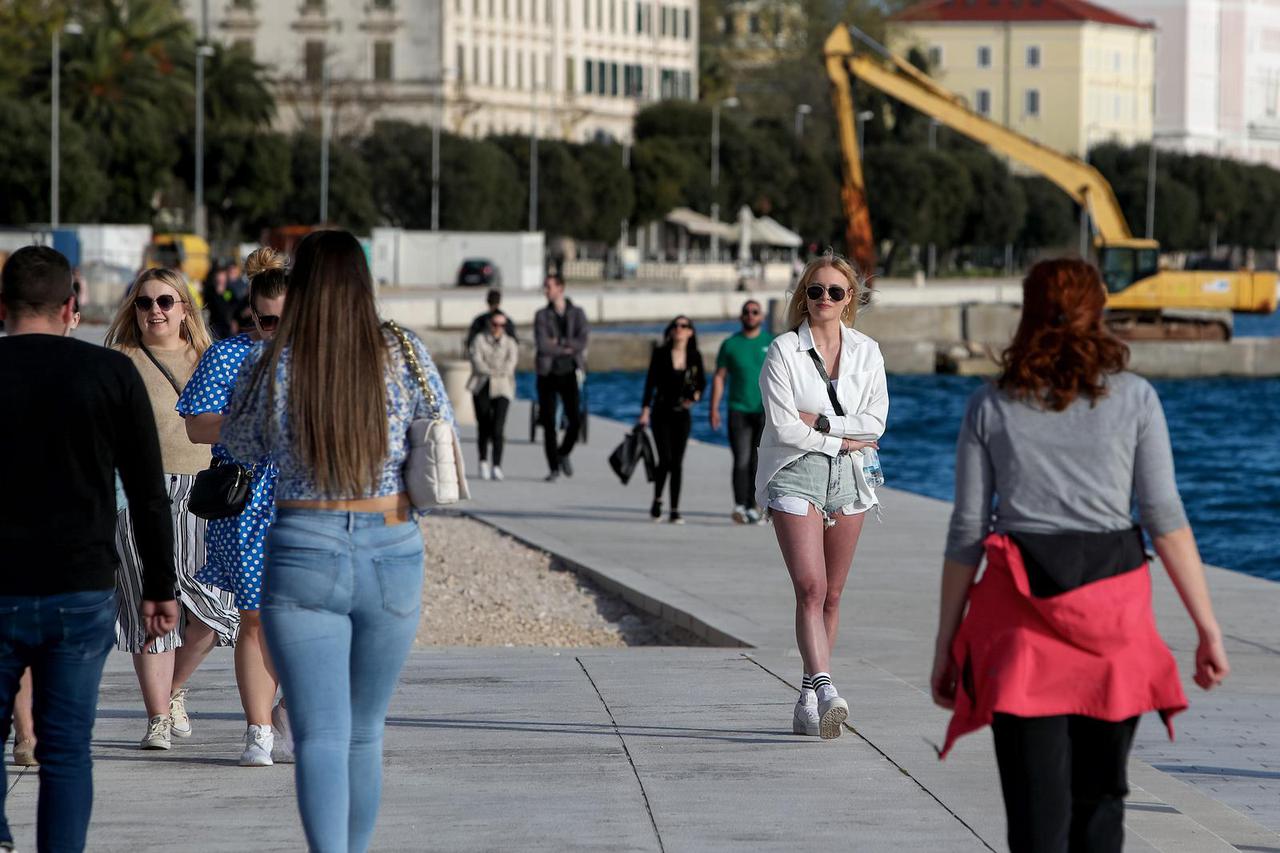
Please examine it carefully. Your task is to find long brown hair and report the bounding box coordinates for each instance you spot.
[998,259,1129,411]
[784,252,865,331]
[105,268,212,355]
[261,230,388,496]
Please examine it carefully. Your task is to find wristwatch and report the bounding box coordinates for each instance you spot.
[814,414,831,434]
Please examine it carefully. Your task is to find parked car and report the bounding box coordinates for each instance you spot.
[457,258,501,287]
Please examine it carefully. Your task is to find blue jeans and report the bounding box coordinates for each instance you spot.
[0,589,116,853]
[262,510,424,853]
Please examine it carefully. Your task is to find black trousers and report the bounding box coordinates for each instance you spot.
[727,410,765,508]
[651,408,692,511]
[992,713,1140,853]
[472,386,510,466]
[536,372,581,471]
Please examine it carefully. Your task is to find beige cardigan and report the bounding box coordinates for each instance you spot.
[469,333,518,399]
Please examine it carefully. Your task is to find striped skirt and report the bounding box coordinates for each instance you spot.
[114,473,239,653]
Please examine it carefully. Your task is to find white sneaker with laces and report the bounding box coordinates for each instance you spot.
[479,461,492,480]
[732,505,749,524]
[271,702,295,764]
[491,466,504,481]
[746,507,765,525]
[817,689,849,740]
[239,724,274,767]
[792,698,820,737]
[140,715,172,750]
[168,688,191,738]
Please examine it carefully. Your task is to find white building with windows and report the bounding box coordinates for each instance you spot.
[182,0,697,142]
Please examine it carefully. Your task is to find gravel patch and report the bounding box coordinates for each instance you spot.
[415,514,700,648]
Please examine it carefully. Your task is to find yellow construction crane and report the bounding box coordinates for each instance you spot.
[824,25,1277,337]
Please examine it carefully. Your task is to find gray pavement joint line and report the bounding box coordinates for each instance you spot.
[575,656,667,853]
[1224,632,1280,656]
[742,654,999,853]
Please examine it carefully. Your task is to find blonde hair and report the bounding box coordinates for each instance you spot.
[244,246,286,278]
[784,252,867,331]
[105,268,212,356]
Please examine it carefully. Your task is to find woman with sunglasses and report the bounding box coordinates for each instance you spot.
[638,315,706,524]
[178,247,291,766]
[105,268,239,751]
[222,230,453,852]
[469,311,518,481]
[758,255,888,739]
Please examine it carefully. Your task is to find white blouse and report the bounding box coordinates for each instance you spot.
[754,319,889,510]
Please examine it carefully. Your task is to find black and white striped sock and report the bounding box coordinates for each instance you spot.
[801,673,814,692]
[811,672,834,697]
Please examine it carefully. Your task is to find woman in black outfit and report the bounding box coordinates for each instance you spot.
[638,315,706,524]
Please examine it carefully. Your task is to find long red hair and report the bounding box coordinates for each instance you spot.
[998,259,1129,411]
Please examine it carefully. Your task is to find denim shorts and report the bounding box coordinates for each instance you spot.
[767,451,868,525]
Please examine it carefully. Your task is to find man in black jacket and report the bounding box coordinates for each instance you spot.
[0,246,178,853]
[534,274,589,481]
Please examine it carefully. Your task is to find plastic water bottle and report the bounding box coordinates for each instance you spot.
[861,448,884,488]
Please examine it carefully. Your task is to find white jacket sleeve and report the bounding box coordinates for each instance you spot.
[828,360,889,440]
[760,344,843,458]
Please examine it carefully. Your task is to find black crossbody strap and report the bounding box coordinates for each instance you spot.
[139,342,184,397]
[807,348,845,416]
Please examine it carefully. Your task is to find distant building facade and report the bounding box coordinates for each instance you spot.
[182,0,698,143]
[889,0,1155,158]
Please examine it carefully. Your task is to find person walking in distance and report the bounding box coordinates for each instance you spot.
[179,247,291,767]
[469,312,519,481]
[105,268,240,752]
[931,260,1229,853]
[758,255,888,739]
[466,287,519,352]
[710,299,774,524]
[0,246,179,853]
[223,230,454,853]
[638,316,706,524]
[534,274,589,481]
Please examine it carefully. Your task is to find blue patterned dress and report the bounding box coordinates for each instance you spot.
[176,333,278,610]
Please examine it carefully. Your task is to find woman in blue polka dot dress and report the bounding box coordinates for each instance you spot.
[177,247,291,767]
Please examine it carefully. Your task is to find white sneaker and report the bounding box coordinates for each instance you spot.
[168,688,191,738]
[792,699,820,737]
[479,461,492,480]
[732,505,749,524]
[271,702,295,764]
[239,724,274,767]
[746,507,765,525]
[491,466,504,481]
[817,693,849,740]
[140,715,172,750]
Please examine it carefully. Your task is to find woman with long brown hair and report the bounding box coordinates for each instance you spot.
[105,268,239,751]
[930,259,1229,852]
[222,230,452,852]
[757,254,888,739]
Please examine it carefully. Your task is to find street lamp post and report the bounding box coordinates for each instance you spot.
[50,21,82,229]
[793,103,811,139]
[1145,141,1157,240]
[927,118,939,278]
[710,96,739,259]
[319,57,331,224]
[855,109,874,154]
[529,76,538,232]
[194,43,215,238]
[618,141,631,276]
[431,68,454,232]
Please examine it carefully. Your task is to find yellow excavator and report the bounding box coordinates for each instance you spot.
[823,25,1277,339]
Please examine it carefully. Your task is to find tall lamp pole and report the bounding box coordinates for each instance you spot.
[793,103,811,139]
[194,42,215,237]
[529,76,539,232]
[50,21,82,229]
[927,118,939,278]
[319,56,331,224]
[710,96,739,259]
[430,68,454,231]
[855,109,874,155]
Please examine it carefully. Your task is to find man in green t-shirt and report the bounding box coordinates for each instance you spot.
[709,299,774,524]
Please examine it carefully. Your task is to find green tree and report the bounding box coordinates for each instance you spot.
[575,142,634,243]
[953,149,1026,247]
[1016,176,1076,249]
[632,137,697,225]
[283,131,378,230]
[0,95,110,225]
[863,145,972,269]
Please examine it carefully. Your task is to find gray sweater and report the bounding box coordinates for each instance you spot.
[944,372,1189,566]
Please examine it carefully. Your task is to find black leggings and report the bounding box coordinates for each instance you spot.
[473,388,510,466]
[651,408,692,511]
[992,713,1139,853]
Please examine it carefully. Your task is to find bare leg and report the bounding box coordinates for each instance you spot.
[772,506,832,675]
[171,611,217,693]
[13,668,34,744]
[133,651,177,719]
[235,610,279,727]
[821,512,867,655]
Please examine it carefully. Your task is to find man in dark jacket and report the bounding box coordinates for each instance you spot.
[533,274,589,481]
[0,246,178,853]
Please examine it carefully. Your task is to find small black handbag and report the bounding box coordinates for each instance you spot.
[189,459,252,520]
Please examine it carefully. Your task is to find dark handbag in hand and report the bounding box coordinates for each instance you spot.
[189,459,252,520]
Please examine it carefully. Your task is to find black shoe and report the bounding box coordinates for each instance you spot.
[650,500,662,521]
[545,469,561,482]
[559,455,574,477]
[669,511,684,525]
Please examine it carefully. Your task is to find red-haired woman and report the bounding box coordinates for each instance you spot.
[930,259,1230,852]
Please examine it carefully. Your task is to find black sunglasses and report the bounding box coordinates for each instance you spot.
[673,321,693,329]
[742,307,762,316]
[134,294,177,312]
[254,313,280,332]
[806,285,847,302]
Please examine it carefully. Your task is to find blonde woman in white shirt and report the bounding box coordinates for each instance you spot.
[757,255,888,739]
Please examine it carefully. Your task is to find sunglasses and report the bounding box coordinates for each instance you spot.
[134,294,178,312]
[254,313,280,332]
[742,308,761,316]
[806,285,847,302]
[673,321,693,329]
